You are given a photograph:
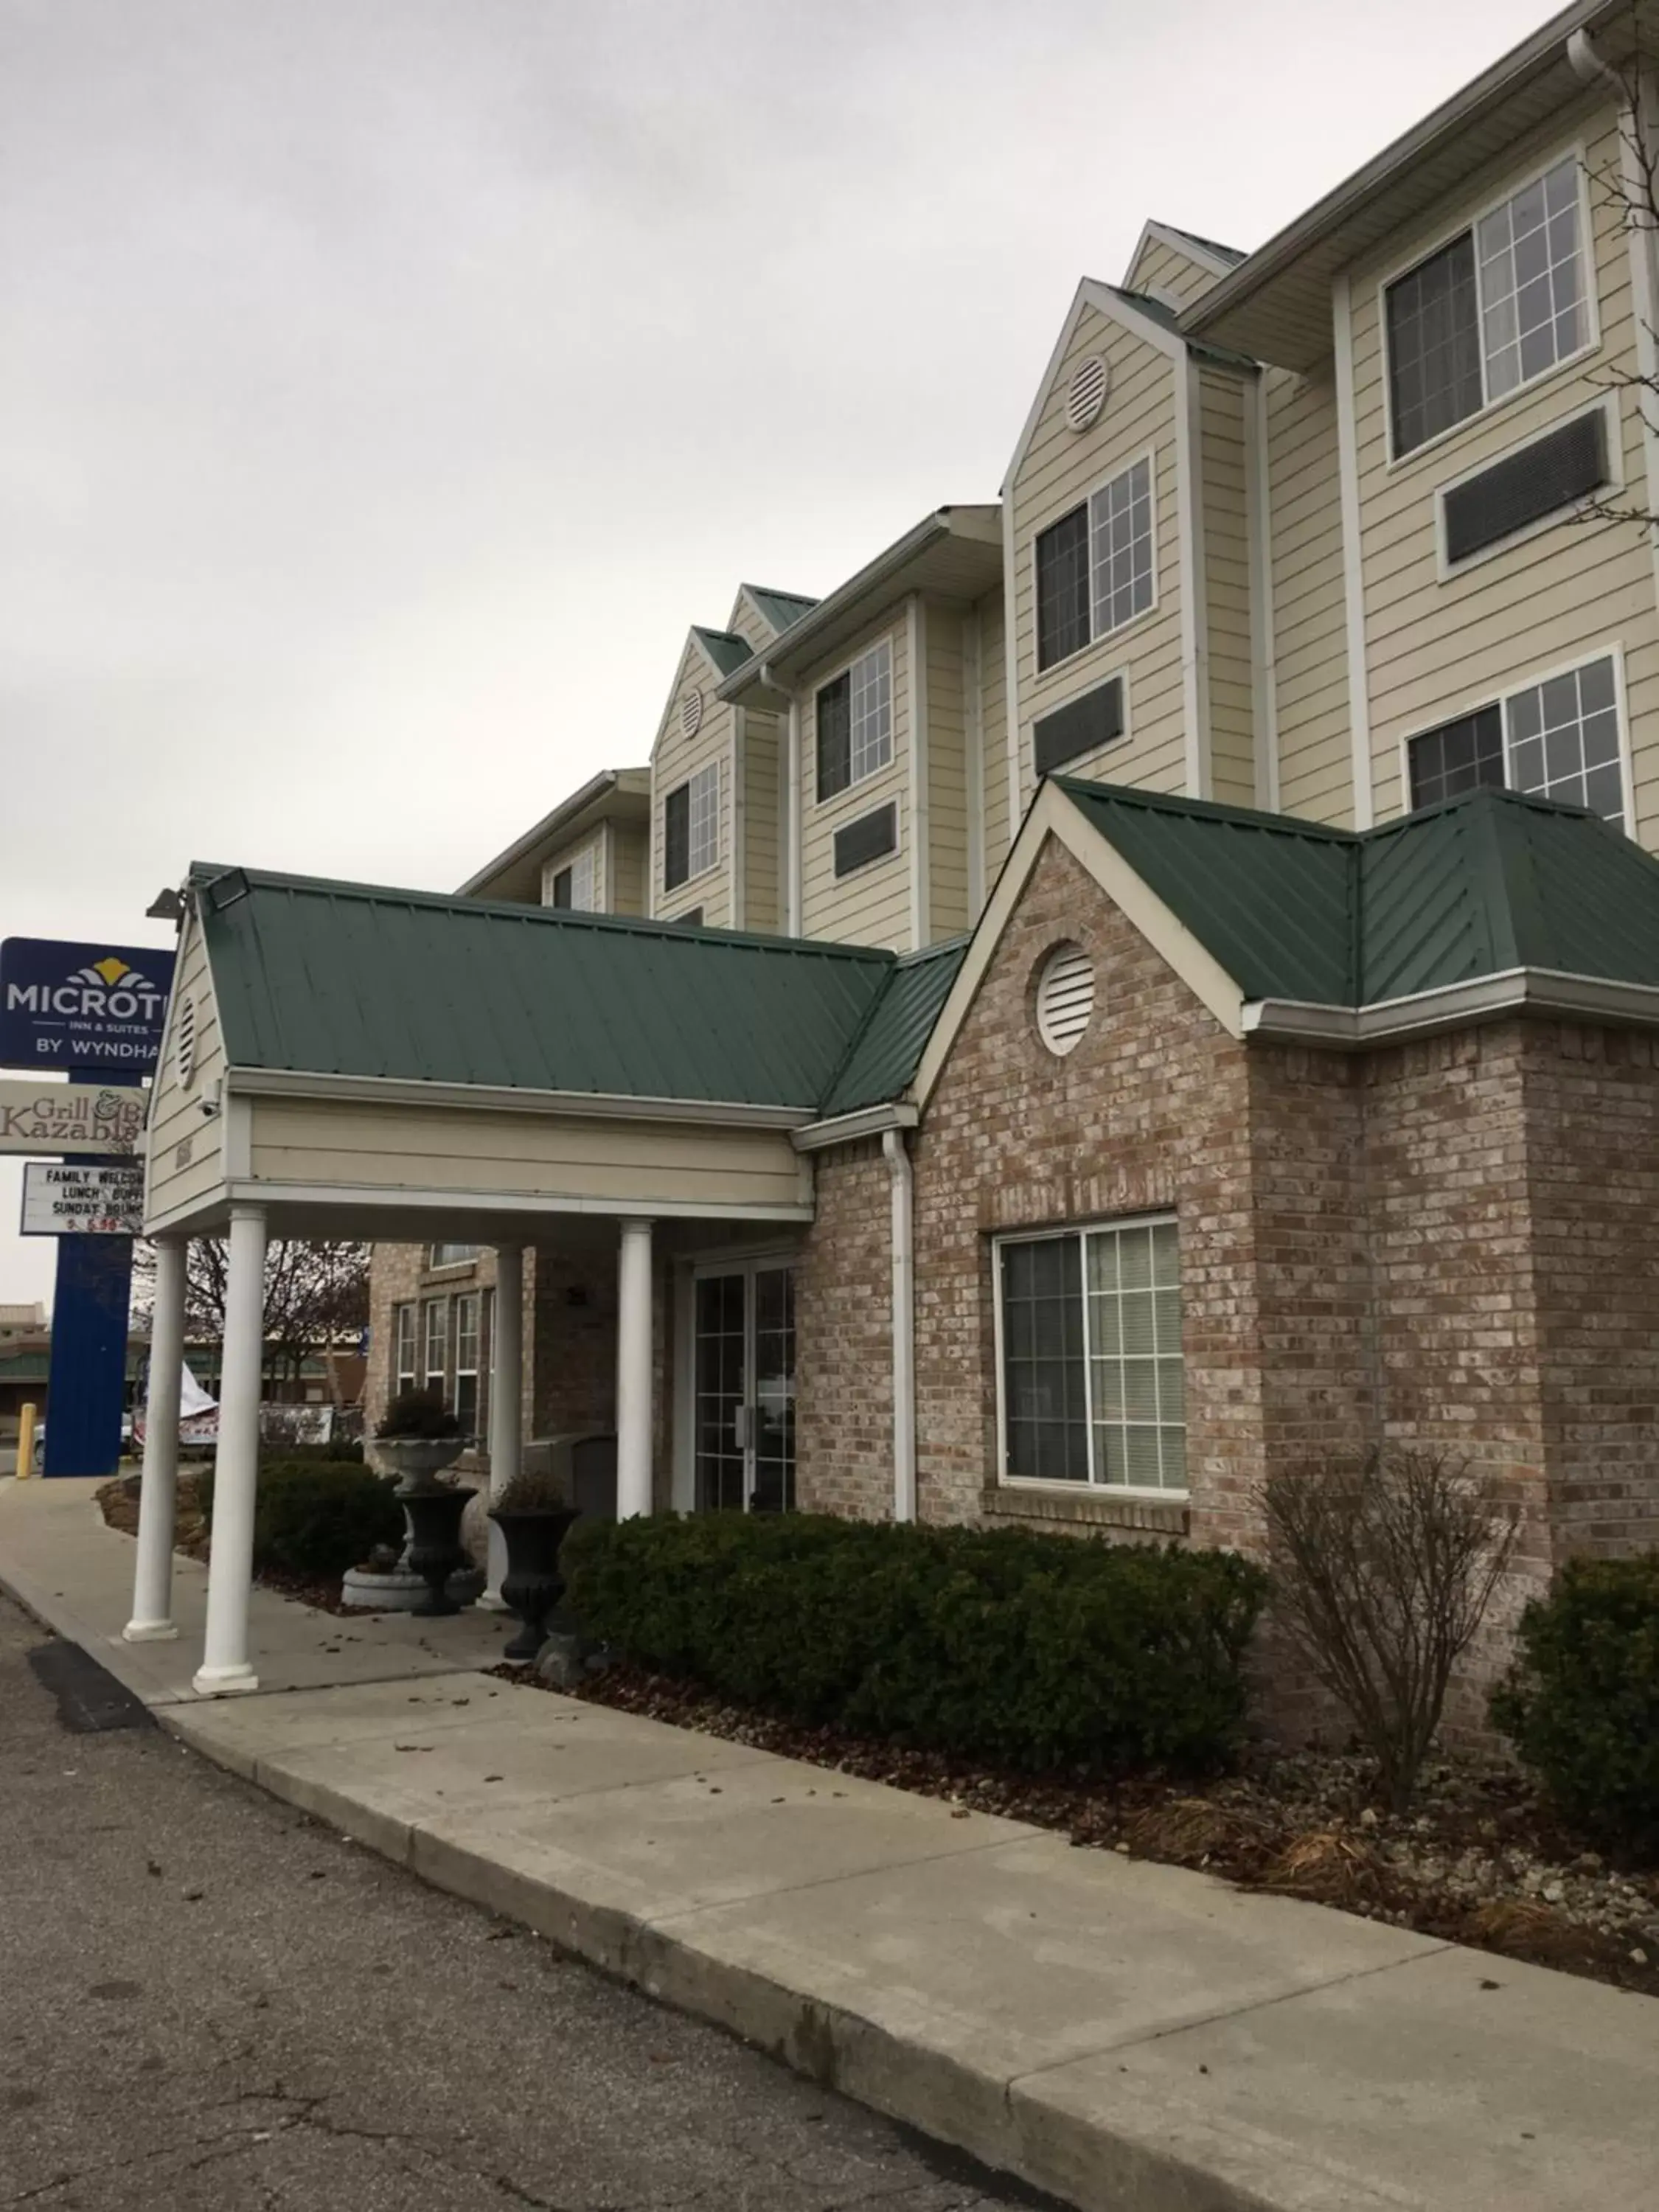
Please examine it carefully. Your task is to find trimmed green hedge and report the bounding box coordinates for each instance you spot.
[562,1513,1268,1775]
[1491,1555,1659,1858]
[197,1458,403,1579]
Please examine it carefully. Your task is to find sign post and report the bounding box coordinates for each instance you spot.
[0,938,175,1479]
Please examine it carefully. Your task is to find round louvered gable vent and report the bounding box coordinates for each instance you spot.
[175,995,198,1090]
[681,688,703,738]
[1065,355,1109,432]
[1035,943,1095,1057]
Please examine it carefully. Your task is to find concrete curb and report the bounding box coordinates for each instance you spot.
[156,1709,1381,2212]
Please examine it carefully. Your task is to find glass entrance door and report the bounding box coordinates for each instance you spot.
[693,1263,796,1512]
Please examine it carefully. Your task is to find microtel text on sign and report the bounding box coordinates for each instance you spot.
[0,937,176,1071]
[0,1080,147,1158]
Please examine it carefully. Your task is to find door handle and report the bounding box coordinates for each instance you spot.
[733,1405,749,1452]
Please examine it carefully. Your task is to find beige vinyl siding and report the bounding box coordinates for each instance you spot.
[978,585,1009,882]
[726,591,773,655]
[1012,302,1184,805]
[1197,364,1256,807]
[742,709,782,933]
[246,1099,808,1215]
[925,601,971,939]
[1127,233,1226,310]
[538,830,605,909]
[143,916,227,1228]
[650,636,736,925]
[1267,363,1352,824]
[799,611,911,950]
[1347,98,1659,841]
[608,826,648,917]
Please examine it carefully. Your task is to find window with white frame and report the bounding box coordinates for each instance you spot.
[453,1291,481,1437]
[422,1298,448,1397]
[546,845,598,911]
[663,762,720,891]
[816,638,894,801]
[1385,156,1587,459]
[1035,455,1155,672]
[1405,654,1624,827]
[428,1242,479,1268]
[393,1303,417,1396]
[998,1216,1186,1492]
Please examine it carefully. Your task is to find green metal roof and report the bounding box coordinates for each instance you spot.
[691,627,754,678]
[744,586,818,636]
[1110,286,1259,371]
[1163,225,1247,268]
[1057,780,1659,1006]
[821,939,968,1117]
[195,867,908,1111]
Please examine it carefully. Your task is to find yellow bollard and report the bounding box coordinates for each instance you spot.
[15,1401,37,1480]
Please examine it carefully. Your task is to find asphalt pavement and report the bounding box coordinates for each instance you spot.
[0,1591,1051,2211]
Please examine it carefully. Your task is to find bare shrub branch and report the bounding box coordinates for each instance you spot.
[1260,1450,1521,1812]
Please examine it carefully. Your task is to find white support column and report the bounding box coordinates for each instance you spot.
[124,1236,187,1641]
[192,1204,266,1697]
[616,1217,654,1519]
[481,1242,524,1607]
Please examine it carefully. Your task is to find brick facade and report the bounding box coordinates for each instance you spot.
[365,832,1659,1739]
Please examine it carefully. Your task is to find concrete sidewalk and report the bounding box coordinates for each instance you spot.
[4,1474,1657,2212]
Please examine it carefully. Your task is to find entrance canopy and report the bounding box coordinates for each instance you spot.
[141,863,964,1245]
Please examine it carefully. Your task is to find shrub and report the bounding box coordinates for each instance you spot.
[562,1514,1269,1775]
[198,1458,403,1579]
[1490,1555,1659,1859]
[1260,1450,1520,1812]
[376,1388,459,1439]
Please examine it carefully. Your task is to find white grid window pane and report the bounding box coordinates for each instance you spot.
[849,640,893,783]
[394,1304,417,1392]
[1088,457,1153,640]
[1084,1217,1186,1492]
[1503,655,1623,826]
[453,1292,480,1435]
[687,762,720,878]
[566,846,598,912]
[422,1300,448,1394]
[1477,157,1584,401]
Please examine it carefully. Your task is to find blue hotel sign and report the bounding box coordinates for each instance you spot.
[0,937,176,1075]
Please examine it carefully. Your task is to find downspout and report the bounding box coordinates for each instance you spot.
[883,1128,917,1523]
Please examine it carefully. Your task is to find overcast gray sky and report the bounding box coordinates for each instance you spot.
[1,0,1554,1305]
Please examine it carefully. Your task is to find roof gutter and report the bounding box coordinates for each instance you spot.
[1243,964,1659,1046]
[456,768,647,898]
[717,512,957,702]
[791,1100,919,1153]
[1183,0,1624,340]
[225,1066,814,1130]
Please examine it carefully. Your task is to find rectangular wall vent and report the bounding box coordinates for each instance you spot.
[1442,409,1607,566]
[1033,676,1125,779]
[833,802,898,878]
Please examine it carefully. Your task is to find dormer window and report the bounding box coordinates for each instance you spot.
[1385,155,1587,459]
[1034,453,1155,672]
[546,846,598,911]
[664,762,720,892]
[816,639,893,801]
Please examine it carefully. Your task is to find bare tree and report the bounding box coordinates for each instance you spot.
[1260,1450,1522,1813]
[1568,37,1659,536]
[133,1239,370,1398]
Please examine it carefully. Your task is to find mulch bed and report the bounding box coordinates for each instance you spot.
[493,1658,1659,2000]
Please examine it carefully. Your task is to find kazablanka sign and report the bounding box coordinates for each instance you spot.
[0,1079,147,1158]
[0,937,175,1071]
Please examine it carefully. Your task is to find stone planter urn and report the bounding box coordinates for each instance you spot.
[490,1506,580,1660]
[403,1484,478,1616]
[372,1434,466,1495]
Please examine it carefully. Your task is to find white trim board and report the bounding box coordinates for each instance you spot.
[908,780,1248,1112]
